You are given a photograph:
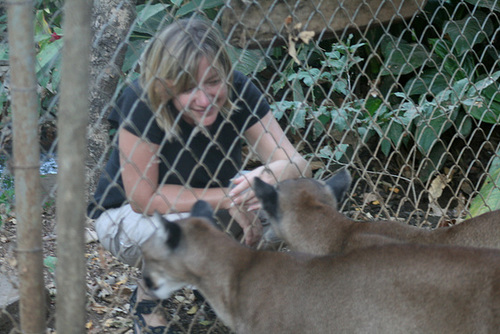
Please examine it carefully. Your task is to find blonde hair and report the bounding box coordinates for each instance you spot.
[140,18,233,140]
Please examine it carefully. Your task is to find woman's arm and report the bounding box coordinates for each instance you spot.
[119,128,231,215]
[230,111,311,209]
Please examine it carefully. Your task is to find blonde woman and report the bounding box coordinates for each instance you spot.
[87,17,310,333]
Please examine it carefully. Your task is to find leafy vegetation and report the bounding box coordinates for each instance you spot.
[122,0,267,81]
[1,0,265,121]
[269,37,369,174]
[378,4,500,177]
[44,255,57,273]
[268,0,499,182]
[469,148,500,217]
[0,169,15,225]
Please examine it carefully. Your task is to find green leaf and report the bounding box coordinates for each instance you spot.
[324,50,341,61]
[464,72,500,124]
[44,256,57,273]
[401,108,419,126]
[333,144,349,162]
[0,43,8,61]
[430,39,467,80]
[271,64,295,94]
[34,10,52,38]
[122,39,147,73]
[380,36,429,76]
[370,117,403,157]
[316,145,334,159]
[270,101,301,121]
[467,71,500,97]
[418,143,447,182]
[35,38,63,90]
[481,77,500,104]
[312,120,325,140]
[175,0,224,18]
[36,38,63,73]
[385,121,405,148]
[137,3,169,23]
[51,66,61,91]
[364,97,383,116]
[134,4,171,36]
[316,144,349,162]
[329,107,349,132]
[463,0,500,13]
[415,104,455,155]
[404,69,450,96]
[466,99,500,124]
[454,111,472,138]
[331,79,349,96]
[443,12,493,56]
[469,162,500,217]
[291,106,307,129]
[291,68,321,87]
[226,46,267,76]
[292,78,305,102]
[451,78,470,103]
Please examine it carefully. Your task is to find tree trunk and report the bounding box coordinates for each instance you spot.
[222,0,426,48]
[86,0,136,202]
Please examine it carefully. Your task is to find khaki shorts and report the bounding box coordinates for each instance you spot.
[95,204,243,268]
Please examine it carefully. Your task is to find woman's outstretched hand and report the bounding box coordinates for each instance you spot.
[228,165,279,211]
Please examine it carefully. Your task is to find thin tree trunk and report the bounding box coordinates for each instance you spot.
[86,0,136,201]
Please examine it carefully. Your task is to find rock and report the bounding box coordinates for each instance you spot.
[0,273,52,332]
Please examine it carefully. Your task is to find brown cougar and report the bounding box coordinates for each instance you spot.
[141,201,500,334]
[253,169,500,256]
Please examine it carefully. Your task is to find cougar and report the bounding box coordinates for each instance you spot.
[253,169,500,256]
[140,200,500,334]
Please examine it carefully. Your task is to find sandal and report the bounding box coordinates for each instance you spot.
[130,287,170,334]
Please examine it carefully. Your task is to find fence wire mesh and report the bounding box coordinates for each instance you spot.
[1,0,500,333]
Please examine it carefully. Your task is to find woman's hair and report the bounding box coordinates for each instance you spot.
[140,18,233,140]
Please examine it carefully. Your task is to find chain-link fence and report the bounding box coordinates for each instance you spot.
[1,0,499,333]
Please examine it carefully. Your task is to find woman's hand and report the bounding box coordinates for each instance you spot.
[228,203,263,246]
[228,165,274,211]
[229,160,299,211]
[233,111,311,212]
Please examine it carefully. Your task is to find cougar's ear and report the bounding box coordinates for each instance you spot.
[152,211,182,250]
[190,200,216,225]
[253,177,279,220]
[325,168,351,204]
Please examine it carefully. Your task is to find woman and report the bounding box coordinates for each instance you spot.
[87,17,311,333]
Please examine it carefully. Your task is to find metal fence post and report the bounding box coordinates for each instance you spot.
[55,0,92,332]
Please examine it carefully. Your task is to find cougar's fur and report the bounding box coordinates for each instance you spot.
[254,169,500,255]
[140,200,500,334]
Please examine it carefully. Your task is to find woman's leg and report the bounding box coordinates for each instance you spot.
[95,205,188,267]
[95,205,189,333]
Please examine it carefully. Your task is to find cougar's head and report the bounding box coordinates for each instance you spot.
[141,200,216,299]
[253,169,351,243]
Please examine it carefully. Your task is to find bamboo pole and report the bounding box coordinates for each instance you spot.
[55,0,92,332]
[6,0,46,332]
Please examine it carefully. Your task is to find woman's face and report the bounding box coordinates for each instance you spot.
[173,57,228,127]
